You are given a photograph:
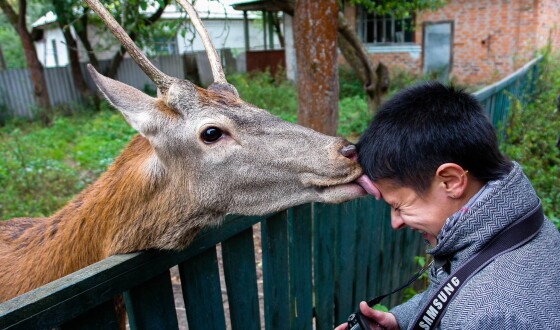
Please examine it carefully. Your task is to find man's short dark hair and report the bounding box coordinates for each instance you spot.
[357,81,512,193]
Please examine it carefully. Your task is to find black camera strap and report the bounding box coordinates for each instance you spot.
[365,260,433,308]
[348,260,433,330]
[411,202,544,330]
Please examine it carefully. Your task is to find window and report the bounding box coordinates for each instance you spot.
[153,37,178,55]
[51,39,59,67]
[357,7,414,44]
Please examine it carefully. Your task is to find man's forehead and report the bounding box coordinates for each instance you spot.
[375,178,420,203]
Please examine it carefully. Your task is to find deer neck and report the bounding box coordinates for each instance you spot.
[36,135,207,276]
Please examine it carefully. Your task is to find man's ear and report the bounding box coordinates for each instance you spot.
[88,64,160,136]
[435,163,468,199]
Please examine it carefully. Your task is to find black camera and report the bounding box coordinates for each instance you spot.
[347,311,375,330]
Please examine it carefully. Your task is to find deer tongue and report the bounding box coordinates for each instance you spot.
[355,175,381,200]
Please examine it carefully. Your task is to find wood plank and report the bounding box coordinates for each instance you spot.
[221,227,261,330]
[124,270,178,330]
[313,202,337,330]
[261,211,290,330]
[354,197,371,305]
[366,199,385,299]
[288,204,313,329]
[334,199,358,324]
[179,247,226,330]
[61,299,121,330]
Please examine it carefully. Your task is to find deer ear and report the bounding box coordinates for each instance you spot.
[88,64,159,135]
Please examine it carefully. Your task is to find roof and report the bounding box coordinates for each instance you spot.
[32,0,259,29]
[32,11,57,28]
[232,0,292,12]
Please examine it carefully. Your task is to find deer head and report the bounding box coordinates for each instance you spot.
[84,0,379,219]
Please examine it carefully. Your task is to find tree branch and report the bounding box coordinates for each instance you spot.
[105,0,170,78]
[337,11,376,93]
[0,0,19,29]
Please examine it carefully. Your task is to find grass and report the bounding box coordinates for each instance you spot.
[500,53,560,228]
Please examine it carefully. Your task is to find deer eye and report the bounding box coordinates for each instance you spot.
[201,127,223,143]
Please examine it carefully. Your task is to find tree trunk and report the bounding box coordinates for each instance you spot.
[271,13,285,48]
[0,0,52,117]
[278,0,384,114]
[74,11,100,70]
[0,45,6,70]
[293,0,339,135]
[105,45,126,79]
[20,29,51,111]
[61,27,92,99]
[52,1,93,100]
[337,11,378,113]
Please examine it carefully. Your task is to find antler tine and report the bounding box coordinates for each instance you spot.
[175,0,227,85]
[84,0,172,92]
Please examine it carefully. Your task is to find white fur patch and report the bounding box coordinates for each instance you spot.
[143,154,165,182]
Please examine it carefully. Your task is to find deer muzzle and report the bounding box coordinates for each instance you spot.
[339,144,381,199]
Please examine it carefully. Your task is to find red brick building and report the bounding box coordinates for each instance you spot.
[345,0,560,86]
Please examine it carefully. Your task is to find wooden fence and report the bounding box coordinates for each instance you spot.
[0,56,543,329]
[473,55,542,131]
[0,198,425,329]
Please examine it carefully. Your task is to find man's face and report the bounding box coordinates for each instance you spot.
[375,178,458,247]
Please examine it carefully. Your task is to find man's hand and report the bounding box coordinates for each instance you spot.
[334,301,399,330]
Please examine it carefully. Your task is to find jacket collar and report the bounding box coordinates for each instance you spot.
[427,162,540,267]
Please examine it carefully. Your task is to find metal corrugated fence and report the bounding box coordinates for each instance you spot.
[0,53,215,118]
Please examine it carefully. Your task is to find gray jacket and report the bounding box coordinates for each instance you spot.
[390,162,560,329]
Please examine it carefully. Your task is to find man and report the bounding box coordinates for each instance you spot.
[337,82,560,329]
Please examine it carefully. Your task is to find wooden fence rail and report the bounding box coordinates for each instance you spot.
[473,55,542,131]
[0,56,543,329]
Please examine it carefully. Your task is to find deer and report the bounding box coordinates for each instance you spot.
[0,0,379,307]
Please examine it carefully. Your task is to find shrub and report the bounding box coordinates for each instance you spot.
[339,66,365,99]
[338,95,371,141]
[501,54,560,228]
[228,70,298,123]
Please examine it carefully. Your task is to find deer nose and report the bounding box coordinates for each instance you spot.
[340,144,358,160]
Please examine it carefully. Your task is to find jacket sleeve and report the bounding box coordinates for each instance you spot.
[389,290,428,330]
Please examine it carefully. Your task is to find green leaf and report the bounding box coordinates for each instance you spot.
[372,304,389,312]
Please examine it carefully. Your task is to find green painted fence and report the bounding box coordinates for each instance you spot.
[0,56,542,330]
[473,55,542,131]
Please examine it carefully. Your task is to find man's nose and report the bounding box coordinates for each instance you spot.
[391,212,406,230]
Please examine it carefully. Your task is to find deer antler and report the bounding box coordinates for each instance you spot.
[83,0,172,92]
[175,0,227,85]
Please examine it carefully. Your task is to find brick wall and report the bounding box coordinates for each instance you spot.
[535,0,560,50]
[371,52,421,74]
[344,0,559,86]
